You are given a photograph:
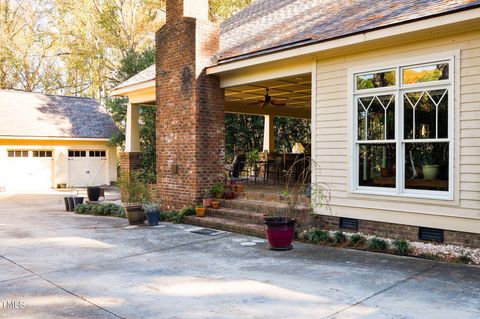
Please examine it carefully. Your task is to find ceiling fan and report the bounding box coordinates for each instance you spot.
[248,88,287,108]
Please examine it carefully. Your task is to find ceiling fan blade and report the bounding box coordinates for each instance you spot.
[260,101,269,108]
[247,101,263,106]
[270,100,287,106]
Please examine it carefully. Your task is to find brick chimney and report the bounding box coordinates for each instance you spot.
[156,0,225,209]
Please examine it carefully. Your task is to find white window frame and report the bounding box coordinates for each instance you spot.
[350,55,455,200]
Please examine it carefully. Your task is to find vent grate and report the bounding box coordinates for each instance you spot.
[419,227,444,242]
[190,228,224,236]
[339,218,359,231]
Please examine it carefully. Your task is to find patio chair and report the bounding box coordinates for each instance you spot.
[265,157,283,184]
[225,154,247,179]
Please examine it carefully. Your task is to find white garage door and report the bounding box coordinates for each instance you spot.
[3,150,53,191]
[68,150,108,187]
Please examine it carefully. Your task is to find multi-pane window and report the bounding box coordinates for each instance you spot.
[68,150,87,157]
[89,150,106,157]
[7,150,29,157]
[33,150,52,158]
[353,59,452,198]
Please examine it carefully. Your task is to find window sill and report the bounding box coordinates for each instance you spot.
[351,189,453,201]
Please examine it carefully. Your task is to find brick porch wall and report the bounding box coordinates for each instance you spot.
[120,152,140,175]
[155,3,224,210]
[314,215,480,248]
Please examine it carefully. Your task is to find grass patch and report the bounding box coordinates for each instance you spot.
[393,239,411,256]
[74,202,126,218]
[367,237,389,252]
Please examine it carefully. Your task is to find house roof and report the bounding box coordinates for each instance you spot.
[219,0,480,62]
[0,90,118,139]
[114,0,480,90]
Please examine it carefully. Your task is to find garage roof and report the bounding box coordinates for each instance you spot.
[0,90,118,139]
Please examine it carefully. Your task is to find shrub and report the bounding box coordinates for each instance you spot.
[349,233,366,247]
[210,184,224,198]
[333,231,347,245]
[393,239,411,256]
[367,237,389,252]
[75,202,126,218]
[159,207,195,223]
[305,228,331,244]
[455,253,473,264]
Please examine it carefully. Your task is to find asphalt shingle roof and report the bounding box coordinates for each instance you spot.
[115,0,480,89]
[0,90,118,139]
[219,0,480,62]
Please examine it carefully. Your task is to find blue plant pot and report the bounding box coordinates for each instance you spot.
[146,210,160,226]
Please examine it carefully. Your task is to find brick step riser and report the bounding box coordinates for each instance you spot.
[205,208,264,225]
[234,191,310,205]
[221,200,310,216]
[184,216,266,238]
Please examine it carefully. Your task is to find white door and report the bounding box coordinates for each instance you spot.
[68,150,108,187]
[3,150,53,191]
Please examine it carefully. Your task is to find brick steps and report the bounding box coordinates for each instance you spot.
[184,215,265,238]
[221,198,309,215]
[205,207,264,225]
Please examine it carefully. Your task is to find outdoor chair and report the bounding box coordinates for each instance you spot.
[225,154,247,179]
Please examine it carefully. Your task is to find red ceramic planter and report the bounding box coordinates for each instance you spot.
[263,217,296,250]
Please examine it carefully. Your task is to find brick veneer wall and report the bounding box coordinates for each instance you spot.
[156,1,224,209]
[119,152,140,175]
[315,215,480,248]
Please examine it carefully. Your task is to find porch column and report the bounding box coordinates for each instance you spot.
[125,102,140,152]
[263,115,274,153]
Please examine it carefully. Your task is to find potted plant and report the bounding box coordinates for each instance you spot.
[202,189,212,207]
[195,205,206,217]
[419,143,443,180]
[210,183,224,199]
[143,202,161,226]
[87,186,102,202]
[211,200,220,209]
[117,172,150,225]
[263,157,330,250]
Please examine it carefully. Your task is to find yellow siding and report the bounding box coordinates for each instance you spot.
[314,29,480,233]
[0,139,117,187]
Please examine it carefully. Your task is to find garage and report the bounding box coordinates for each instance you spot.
[3,150,53,191]
[68,150,109,187]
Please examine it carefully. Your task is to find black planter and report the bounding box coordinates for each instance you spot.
[145,210,160,226]
[67,197,75,212]
[64,197,70,211]
[73,197,84,208]
[87,187,101,202]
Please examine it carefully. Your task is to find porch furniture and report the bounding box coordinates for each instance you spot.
[225,154,247,178]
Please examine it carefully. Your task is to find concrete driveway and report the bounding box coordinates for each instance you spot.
[0,194,479,319]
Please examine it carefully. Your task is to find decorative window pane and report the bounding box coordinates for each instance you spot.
[22,151,28,157]
[404,89,448,139]
[402,63,449,85]
[357,95,395,140]
[33,151,39,157]
[358,144,396,188]
[356,70,396,90]
[405,143,449,191]
[7,151,14,157]
[46,151,52,157]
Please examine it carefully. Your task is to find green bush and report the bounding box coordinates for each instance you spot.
[367,237,389,252]
[333,231,347,245]
[393,239,411,256]
[159,207,195,223]
[349,233,366,247]
[74,202,126,218]
[455,253,473,264]
[305,228,331,244]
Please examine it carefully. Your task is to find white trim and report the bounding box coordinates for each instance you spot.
[348,53,456,201]
[111,79,155,96]
[311,59,317,185]
[0,136,110,142]
[207,8,480,75]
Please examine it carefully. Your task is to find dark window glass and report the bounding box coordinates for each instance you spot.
[68,151,74,157]
[405,142,449,191]
[100,151,106,157]
[81,151,86,157]
[22,151,28,157]
[46,151,52,157]
[33,151,39,157]
[7,151,14,157]
[358,144,396,188]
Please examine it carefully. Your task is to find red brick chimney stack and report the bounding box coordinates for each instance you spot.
[166,0,209,23]
[156,0,225,209]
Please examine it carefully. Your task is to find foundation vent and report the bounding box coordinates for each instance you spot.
[419,227,444,242]
[339,218,359,231]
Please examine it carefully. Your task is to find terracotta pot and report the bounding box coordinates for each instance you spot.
[263,216,296,251]
[124,204,145,225]
[223,191,234,200]
[195,207,206,217]
[202,198,212,207]
[212,201,220,209]
[235,184,244,192]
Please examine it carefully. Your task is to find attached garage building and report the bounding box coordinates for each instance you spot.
[0,90,118,192]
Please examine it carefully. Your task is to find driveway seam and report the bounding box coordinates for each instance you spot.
[0,255,125,319]
[324,264,438,318]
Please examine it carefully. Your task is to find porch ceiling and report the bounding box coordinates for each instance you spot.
[225,73,311,119]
